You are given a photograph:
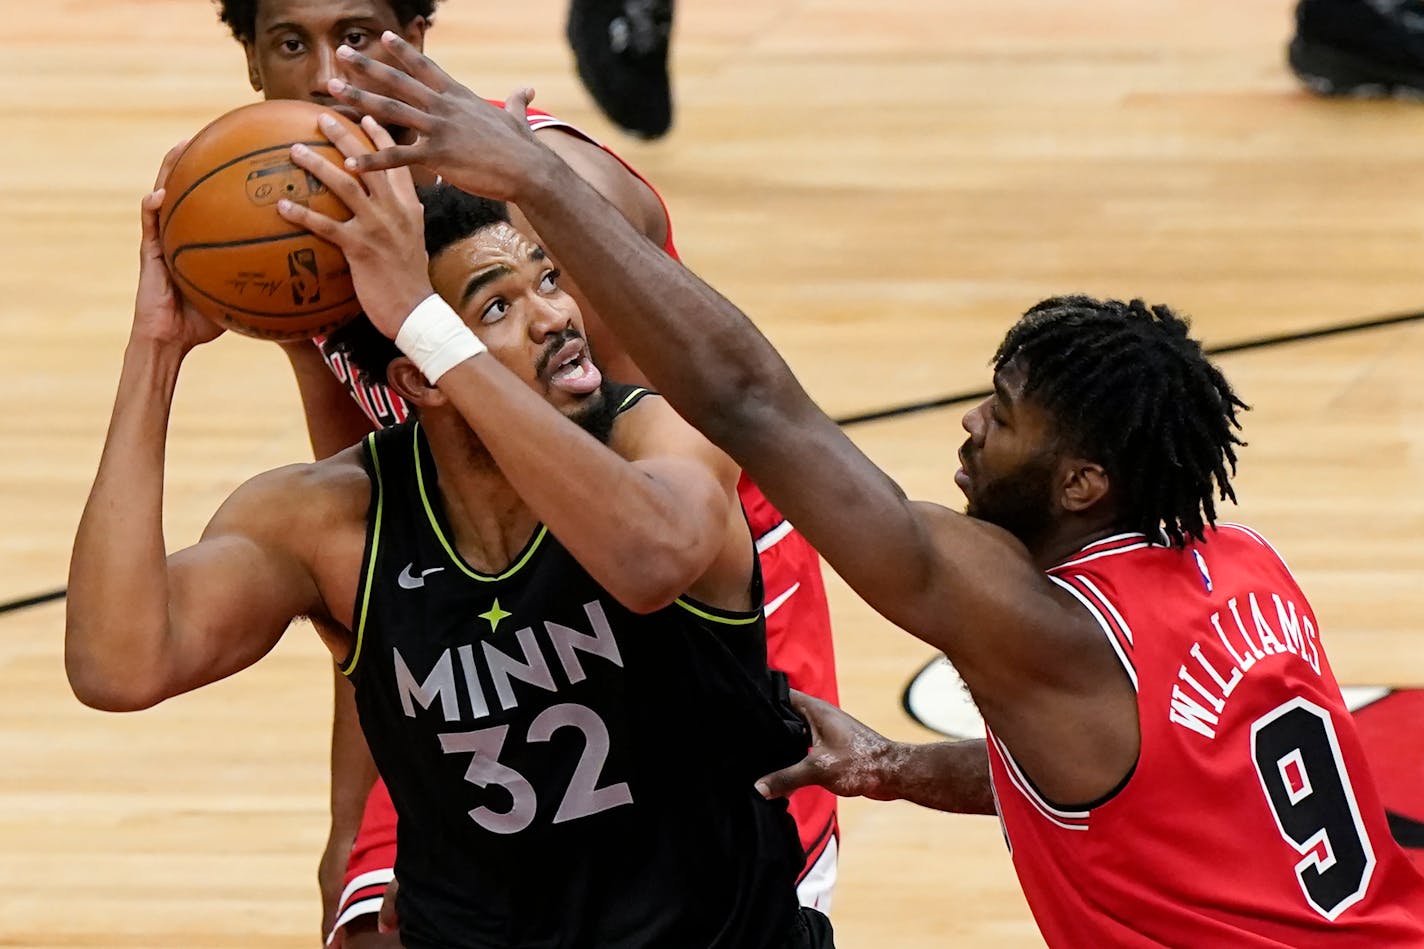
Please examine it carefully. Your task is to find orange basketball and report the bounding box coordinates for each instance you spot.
[160,99,372,341]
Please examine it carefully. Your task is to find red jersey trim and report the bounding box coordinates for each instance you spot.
[797,812,839,882]
[989,731,1091,831]
[1047,574,1138,691]
[1219,522,1299,574]
[755,518,793,552]
[1050,532,1151,571]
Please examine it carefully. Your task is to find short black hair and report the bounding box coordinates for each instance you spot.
[324,185,512,386]
[215,0,440,44]
[994,296,1248,547]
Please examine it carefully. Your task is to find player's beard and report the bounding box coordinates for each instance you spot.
[964,451,1058,547]
[569,379,618,445]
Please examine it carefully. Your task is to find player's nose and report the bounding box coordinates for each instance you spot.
[309,44,342,99]
[962,399,987,438]
[527,295,573,340]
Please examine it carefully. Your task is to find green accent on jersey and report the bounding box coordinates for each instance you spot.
[617,386,650,412]
[412,423,549,581]
[479,598,513,633]
[673,596,762,626]
[343,432,386,677]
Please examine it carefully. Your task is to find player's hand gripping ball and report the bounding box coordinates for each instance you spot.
[160,100,373,341]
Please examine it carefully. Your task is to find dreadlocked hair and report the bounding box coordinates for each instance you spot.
[994,296,1248,547]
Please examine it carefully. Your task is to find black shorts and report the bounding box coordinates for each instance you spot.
[784,907,835,949]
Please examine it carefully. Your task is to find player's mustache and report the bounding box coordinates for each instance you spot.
[536,329,586,378]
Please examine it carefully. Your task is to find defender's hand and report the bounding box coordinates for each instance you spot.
[324,32,551,203]
[277,114,433,340]
[133,139,224,351]
[755,691,897,801]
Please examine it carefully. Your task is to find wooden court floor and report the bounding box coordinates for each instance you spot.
[5,0,1424,945]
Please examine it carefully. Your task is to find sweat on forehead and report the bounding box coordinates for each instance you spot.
[418,184,513,257]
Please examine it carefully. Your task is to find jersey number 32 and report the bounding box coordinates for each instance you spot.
[439,702,633,835]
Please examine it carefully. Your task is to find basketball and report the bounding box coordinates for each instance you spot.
[160,99,371,341]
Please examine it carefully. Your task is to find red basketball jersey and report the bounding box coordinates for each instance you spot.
[987,525,1424,947]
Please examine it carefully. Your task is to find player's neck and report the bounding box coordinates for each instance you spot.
[1028,519,1125,570]
[423,421,541,574]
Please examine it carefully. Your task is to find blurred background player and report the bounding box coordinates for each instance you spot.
[566,0,675,138]
[1290,0,1424,96]
[210,1,839,943]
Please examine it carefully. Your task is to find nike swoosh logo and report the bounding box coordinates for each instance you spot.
[397,564,445,590]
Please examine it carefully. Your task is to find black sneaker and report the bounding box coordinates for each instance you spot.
[566,0,674,139]
[1289,0,1424,97]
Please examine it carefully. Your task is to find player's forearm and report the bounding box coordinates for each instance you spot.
[281,341,376,460]
[436,360,721,611]
[874,739,997,815]
[511,157,811,454]
[507,155,938,633]
[66,337,186,710]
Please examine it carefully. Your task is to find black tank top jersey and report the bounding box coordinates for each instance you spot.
[345,385,808,949]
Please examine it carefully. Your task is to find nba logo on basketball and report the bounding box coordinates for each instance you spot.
[288,248,321,305]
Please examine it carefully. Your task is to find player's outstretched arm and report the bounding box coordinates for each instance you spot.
[322,37,1140,808]
[317,38,969,638]
[66,152,327,711]
[754,692,996,816]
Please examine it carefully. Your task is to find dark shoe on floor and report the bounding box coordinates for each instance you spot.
[1290,0,1424,97]
[567,0,674,139]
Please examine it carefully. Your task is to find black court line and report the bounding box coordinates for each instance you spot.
[0,589,67,614]
[3,307,1422,619]
[830,307,1424,427]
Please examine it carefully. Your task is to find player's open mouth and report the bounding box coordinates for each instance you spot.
[546,339,603,395]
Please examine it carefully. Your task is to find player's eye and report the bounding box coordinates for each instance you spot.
[481,299,510,324]
[539,269,561,293]
[279,37,305,54]
[343,30,371,48]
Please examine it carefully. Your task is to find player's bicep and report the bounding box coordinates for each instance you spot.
[618,398,741,531]
[908,502,1114,695]
[158,481,324,697]
[732,399,942,630]
[534,129,666,244]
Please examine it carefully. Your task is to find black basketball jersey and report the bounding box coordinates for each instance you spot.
[344,386,809,949]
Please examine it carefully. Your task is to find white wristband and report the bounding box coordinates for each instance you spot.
[394,293,486,384]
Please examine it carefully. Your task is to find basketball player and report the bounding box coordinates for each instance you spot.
[323,36,1424,944]
[212,2,840,940]
[67,139,835,948]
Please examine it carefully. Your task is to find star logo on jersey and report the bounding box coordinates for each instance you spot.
[479,599,512,634]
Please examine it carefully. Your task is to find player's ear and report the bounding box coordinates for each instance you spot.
[387,357,447,409]
[400,16,430,50]
[242,42,263,92]
[1060,458,1109,514]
